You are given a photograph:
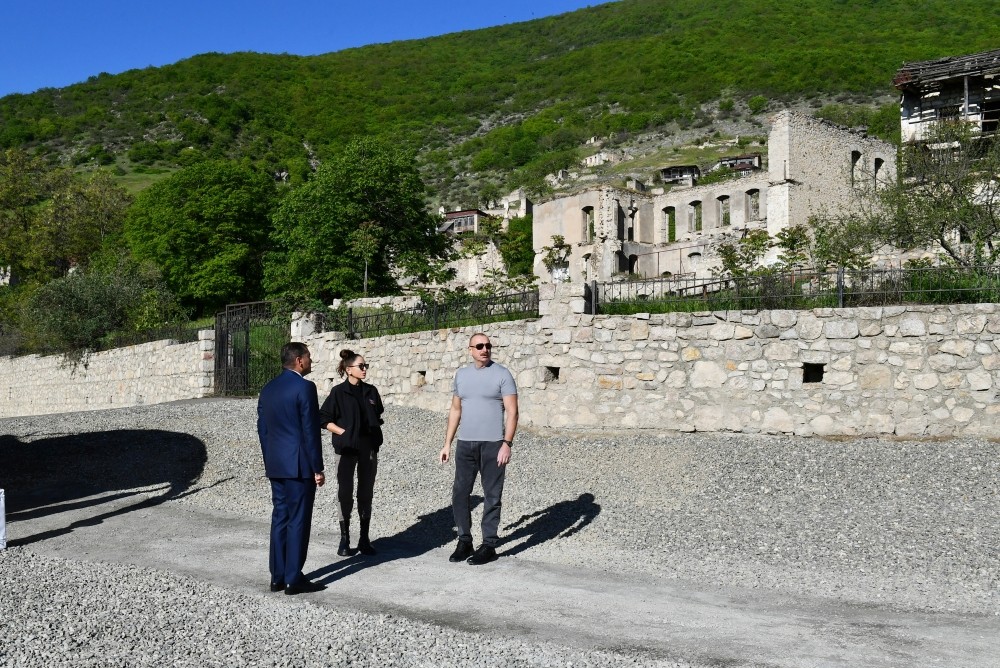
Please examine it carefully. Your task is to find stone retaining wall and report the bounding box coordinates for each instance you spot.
[305,284,1000,438]
[0,331,215,419]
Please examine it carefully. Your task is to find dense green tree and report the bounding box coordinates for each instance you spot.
[124,160,277,314]
[265,138,448,302]
[0,148,52,280]
[25,170,133,280]
[498,215,535,277]
[19,251,186,357]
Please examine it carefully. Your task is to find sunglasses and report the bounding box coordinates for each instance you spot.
[470,343,493,350]
[350,363,370,370]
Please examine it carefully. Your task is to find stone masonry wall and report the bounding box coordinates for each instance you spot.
[305,284,1000,438]
[0,330,215,419]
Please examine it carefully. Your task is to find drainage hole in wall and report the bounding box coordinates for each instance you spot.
[544,366,560,383]
[802,363,825,383]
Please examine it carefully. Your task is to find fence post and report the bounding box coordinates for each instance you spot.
[837,267,845,308]
[433,301,439,330]
[347,307,354,339]
[590,280,599,315]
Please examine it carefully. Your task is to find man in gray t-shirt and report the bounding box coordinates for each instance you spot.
[439,332,518,565]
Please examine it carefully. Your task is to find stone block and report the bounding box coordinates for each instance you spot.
[913,373,939,390]
[681,347,702,362]
[858,321,882,337]
[690,361,727,388]
[967,370,993,391]
[858,365,892,390]
[756,324,781,338]
[797,316,823,340]
[957,315,988,334]
[551,329,572,344]
[709,323,735,340]
[764,341,799,361]
[630,322,650,340]
[952,406,975,422]
[824,321,859,339]
[734,325,754,340]
[939,339,974,358]
[761,407,795,433]
[769,310,798,328]
[823,371,854,386]
[928,354,958,372]
[898,317,927,337]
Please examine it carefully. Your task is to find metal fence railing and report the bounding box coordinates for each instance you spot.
[318,289,539,339]
[594,265,1000,314]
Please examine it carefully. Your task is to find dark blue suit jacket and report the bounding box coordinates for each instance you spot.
[257,369,324,479]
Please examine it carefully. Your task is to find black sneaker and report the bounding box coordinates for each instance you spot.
[466,545,498,565]
[448,540,474,562]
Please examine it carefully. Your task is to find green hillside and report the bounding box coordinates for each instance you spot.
[2,0,999,203]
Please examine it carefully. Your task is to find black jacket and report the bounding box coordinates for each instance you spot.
[318,380,384,454]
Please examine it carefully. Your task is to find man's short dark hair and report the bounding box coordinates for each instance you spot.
[281,342,310,367]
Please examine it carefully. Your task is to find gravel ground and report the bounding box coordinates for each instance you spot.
[1,398,998,666]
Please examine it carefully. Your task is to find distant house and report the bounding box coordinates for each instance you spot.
[894,48,1000,143]
[710,153,763,175]
[658,165,701,186]
[439,209,489,235]
[582,150,622,168]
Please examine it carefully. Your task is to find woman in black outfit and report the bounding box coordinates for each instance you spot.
[319,349,384,556]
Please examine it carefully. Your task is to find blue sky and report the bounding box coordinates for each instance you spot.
[0,1,605,98]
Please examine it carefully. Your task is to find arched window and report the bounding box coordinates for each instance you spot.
[873,158,884,189]
[851,150,862,187]
[689,201,702,232]
[662,206,676,242]
[745,189,760,221]
[717,195,731,227]
[582,206,595,242]
[628,254,639,274]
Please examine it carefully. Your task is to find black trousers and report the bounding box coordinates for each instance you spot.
[335,449,378,521]
[452,439,507,547]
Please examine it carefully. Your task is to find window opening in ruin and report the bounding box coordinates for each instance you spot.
[982,98,1000,135]
[850,151,862,187]
[717,195,731,227]
[544,366,560,383]
[745,189,760,221]
[663,206,676,242]
[689,201,702,232]
[415,370,427,387]
[582,206,595,242]
[628,254,639,274]
[959,225,971,243]
[873,158,884,189]
[802,363,825,383]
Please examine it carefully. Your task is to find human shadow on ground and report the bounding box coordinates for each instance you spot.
[499,492,601,558]
[0,429,207,547]
[308,497,482,585]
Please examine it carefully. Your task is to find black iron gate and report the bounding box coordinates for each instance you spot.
[214,301,288,396]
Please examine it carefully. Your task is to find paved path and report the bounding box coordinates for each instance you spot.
[9,489,998,667]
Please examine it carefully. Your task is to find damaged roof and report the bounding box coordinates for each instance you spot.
[894,48,1000,89]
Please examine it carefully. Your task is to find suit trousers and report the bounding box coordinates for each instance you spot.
[333,450,378,522]
[452,439,506,547]
[269,477,317,586]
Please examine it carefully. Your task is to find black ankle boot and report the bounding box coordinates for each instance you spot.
[357,515,375,555]
[338,519,351,556]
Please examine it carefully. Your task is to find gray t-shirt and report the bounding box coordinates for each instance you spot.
[453,361,517,441]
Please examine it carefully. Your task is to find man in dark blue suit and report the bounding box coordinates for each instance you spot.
[257,342,326,595]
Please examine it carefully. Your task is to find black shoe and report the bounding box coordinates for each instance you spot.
[285,580,326,595]
[269,581,284,593]
[356,539,376,556]
[448,540,474,563]
[467,545,498,565]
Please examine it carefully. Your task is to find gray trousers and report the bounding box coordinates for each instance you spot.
[452,439,506,547]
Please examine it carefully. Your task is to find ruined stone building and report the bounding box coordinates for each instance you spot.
[531,110,897,283]
[894,48,1000,143]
